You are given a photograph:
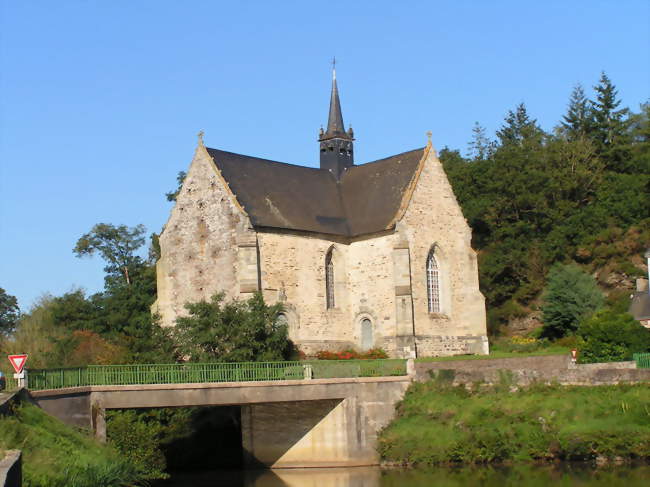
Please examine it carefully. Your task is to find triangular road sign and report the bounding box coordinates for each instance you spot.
[8,354,28,374]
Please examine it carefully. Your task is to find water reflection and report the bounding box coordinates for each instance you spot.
[156,463,650,487]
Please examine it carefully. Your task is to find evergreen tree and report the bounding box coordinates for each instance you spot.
[590,72,630,171]
[467,122,494,160]
[496,103,542,146]
[561,84,591,140]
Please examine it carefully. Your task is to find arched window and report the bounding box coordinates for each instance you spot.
[426,250,441,313]
[274,313,288,331]
[325,248,335,309]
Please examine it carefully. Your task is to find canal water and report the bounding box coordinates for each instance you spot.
[154,463,650,486]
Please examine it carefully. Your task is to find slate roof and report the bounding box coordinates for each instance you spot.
[206,147,425,237]
[630,292,650,321]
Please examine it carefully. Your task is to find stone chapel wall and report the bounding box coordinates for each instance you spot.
[154,145,256,328]
[400,147,488,356]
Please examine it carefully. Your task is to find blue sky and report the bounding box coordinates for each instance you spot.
[1,1,649,311]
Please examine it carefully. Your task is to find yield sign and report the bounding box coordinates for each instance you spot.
[8,354,28,374]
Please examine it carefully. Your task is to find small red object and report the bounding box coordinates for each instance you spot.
[8,354,28,374]
[571,349,578,361]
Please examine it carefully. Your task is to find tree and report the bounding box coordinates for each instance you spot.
[174,292,294,362]
[467,122,494,160]
[541,263,604,339]
[496,103,542,146]
[561,84,591,140]
[0,287,19,337]
[578,309,650,363]
[74,223,146,285]
[590,72,630,170]
[165,171,187,202]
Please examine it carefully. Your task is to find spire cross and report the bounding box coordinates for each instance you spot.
[426,131,432,143]
[197,130,205,146]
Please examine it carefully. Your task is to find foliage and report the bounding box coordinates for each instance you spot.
[165,170,187,202]
[577,309,650,363]
[440,73,649,334]
[379,382,650,465]
[0,402,146,487]
[0,287,19,337]
[74,223,147,285]
[489,335,547,354]
[315,348,389,360]
[174,292,294,362]
[2,236,176,368]
[106,409,170,480]
[540,263,604,339]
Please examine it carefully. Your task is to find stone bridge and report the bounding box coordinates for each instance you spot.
[30,376,411,468]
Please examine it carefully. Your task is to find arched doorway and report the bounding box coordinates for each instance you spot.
[360,318,373,351]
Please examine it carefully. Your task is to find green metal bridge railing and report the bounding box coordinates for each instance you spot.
[633,353,650,369]
[26,359,408,391]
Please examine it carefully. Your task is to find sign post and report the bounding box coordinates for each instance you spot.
[8,354,28,389]
[571,349,578,364]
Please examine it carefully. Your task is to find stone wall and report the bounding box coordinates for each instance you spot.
[415,354,571,380]
[155,142,489,357]
[415,354,650,386]
[154,144,257,327]
[401,148,488,356]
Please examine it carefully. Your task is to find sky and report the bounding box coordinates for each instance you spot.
[1,1,649,311]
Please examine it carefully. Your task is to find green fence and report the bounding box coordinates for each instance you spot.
[305,359,407,379]
[633,353,650,369]
[26,359,407,391]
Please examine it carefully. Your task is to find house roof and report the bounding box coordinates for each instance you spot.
[206,147,425,237]
[630,291,650,321]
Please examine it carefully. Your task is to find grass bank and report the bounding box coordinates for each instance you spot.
[379,381,650,465]
[0,402,148,487]
[416,347,571,362]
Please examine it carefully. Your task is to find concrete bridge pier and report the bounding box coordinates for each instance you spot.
[240,381,408,468]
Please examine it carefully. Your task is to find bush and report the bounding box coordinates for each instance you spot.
[315,348,389,360]
[174,292,294,362]
[490,336,546,353]
[577,309,650,363]
[541,263,604,339]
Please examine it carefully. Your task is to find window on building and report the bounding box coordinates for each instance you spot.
[274,313,288,331]
[426,250,441,313]
[326,249,335,309]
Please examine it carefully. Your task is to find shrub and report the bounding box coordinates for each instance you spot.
[174,292,294,362]
[541,263,604,339]
[577,309,650,363]
[314,348,389,360]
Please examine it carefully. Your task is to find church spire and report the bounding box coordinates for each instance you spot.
[326,60,345,136]
[319,59,354,179]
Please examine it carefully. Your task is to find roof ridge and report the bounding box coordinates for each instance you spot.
[206,147,322,172]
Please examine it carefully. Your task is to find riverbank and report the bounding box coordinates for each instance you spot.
[378,381,650,465]
[0,401,147,487]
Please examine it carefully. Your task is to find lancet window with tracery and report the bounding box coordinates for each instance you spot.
[326,249,335,309]
[426,250,441,313]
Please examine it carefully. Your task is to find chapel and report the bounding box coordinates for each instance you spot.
[153,68,488,358]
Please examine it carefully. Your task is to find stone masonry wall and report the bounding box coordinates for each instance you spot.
[414,355,650,386]
[400,147,488,356]
[154,143,256,327]
[257,230,405,356]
